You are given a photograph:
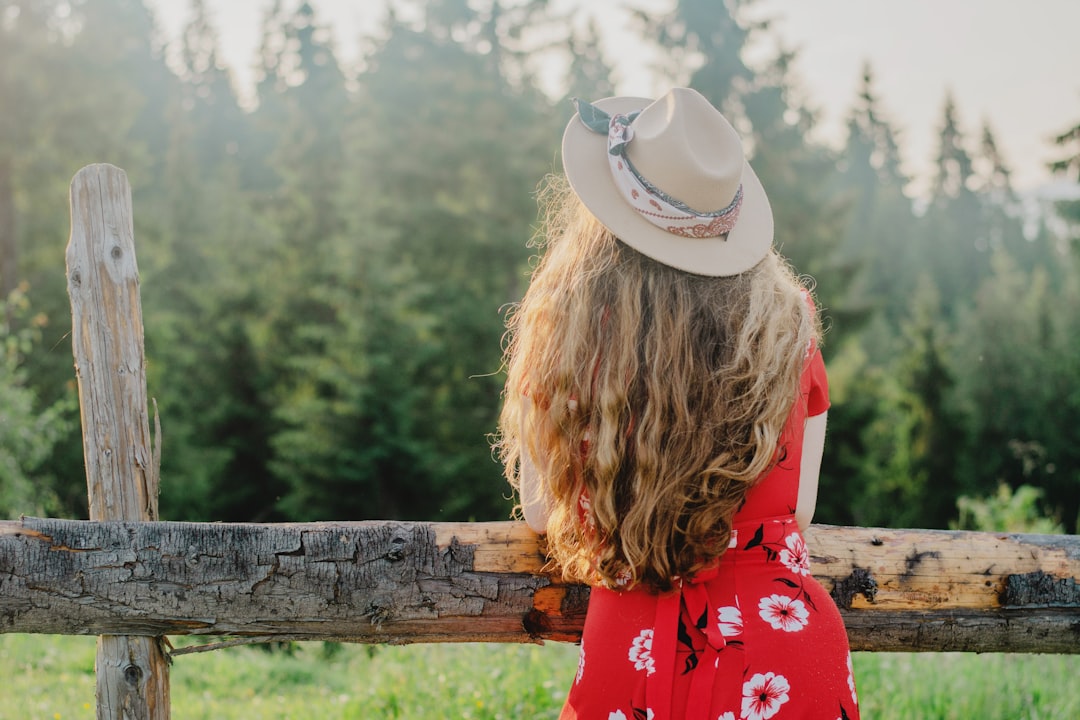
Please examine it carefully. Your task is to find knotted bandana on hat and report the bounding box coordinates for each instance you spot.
[574,98,745,239]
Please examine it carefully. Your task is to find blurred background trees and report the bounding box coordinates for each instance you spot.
[0,0,1077,533]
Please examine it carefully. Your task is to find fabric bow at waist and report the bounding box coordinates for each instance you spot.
[646,514,797,720]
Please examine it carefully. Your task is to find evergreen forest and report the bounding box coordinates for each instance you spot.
[2,0,1079,534]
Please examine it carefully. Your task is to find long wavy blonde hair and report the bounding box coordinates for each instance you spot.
[496,176,819,592]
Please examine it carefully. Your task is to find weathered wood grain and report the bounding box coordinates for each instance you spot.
[2,518,1077,653]
[67,164,169,719]
[68,164,158,524]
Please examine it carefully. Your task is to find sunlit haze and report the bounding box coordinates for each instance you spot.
[146,0,1080,195]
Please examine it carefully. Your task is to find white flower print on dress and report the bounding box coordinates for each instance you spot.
[628,628,656,675]
[740,672,790,720]
[719,713,737,720]
[608,711,651,720]
[716,604,743,638]
[579,493,595,530]
[847,652,858,706]
[758,594,810,632]
[576,641,586,684]
[778,533,811,576]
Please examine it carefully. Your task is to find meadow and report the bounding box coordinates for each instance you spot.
[2,634,1078,719]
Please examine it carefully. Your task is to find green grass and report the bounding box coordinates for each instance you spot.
[1,635,1078,719]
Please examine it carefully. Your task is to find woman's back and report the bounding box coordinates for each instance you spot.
[561,342,858,720]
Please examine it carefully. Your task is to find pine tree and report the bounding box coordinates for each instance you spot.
[896,278,965,527]
[932,93,976,203]
[975,122,1014,205]
[243,0,290,193]
[563,18,616,105]
[1049,120,1080,178]
[409,0,553,84]
[843,64,906,189]
[920,93,988,317]
[631,0,757,111]
[1048,117,1080,235]
[260,1,349,248]
[972,121,1044,277]
[835,64,915,331]
[177,0,247,173]
[159,0,248,266]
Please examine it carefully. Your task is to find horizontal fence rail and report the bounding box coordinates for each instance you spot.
[2,517,1078,653]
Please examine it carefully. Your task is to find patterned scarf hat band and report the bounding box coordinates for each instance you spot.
[573,98,744,240]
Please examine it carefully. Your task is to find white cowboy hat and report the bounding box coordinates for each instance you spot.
[561,87,773,277]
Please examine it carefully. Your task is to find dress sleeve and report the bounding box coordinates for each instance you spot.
[800,289,829,417]
[806,346,830,417]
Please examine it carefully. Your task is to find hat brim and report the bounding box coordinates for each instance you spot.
[562,95,773,277]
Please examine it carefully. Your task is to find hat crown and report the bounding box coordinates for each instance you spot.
[625,88,744,214]
[560,87,773,277]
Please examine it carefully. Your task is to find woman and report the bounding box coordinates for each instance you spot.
[497,88,858,720]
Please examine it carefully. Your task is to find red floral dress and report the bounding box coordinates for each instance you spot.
[560,347,859,720]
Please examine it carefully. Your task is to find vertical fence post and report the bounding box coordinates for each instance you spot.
[67,164,170,719]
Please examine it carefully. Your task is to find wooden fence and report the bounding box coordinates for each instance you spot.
[1,164,1078,719]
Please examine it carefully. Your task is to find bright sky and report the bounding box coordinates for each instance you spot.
[146,0,1080,195]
